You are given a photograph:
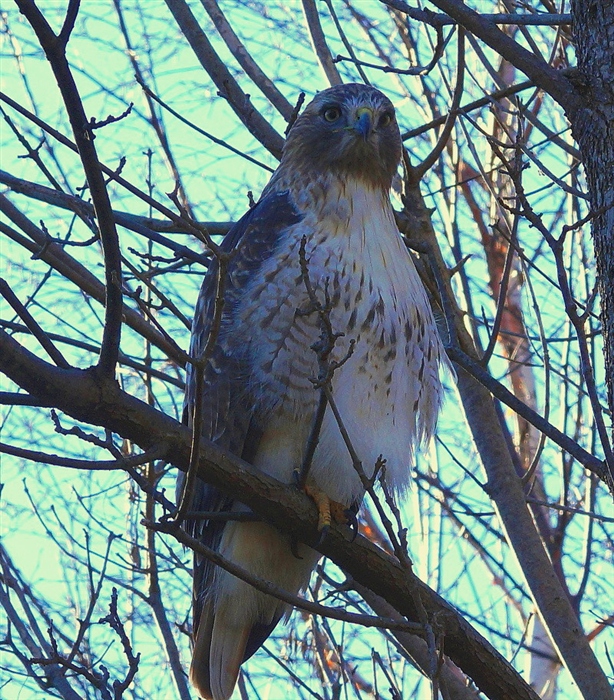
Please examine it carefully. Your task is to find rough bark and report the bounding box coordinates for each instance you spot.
[400,178,614,700]
[571,1,614,456]
[0,329,541,700]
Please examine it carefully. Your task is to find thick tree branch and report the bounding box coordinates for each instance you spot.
[150,519,425,633]
[383,1,572,26]
[570,0,614,457]
[0,328,540,700]
[355,583,482,700]
[16,0,123,376]
[388,0,580,115]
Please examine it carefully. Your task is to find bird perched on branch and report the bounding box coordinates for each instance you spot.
[181,83,444,700]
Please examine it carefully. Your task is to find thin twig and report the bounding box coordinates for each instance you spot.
[135,76,274,172]
[324,0,370,84]
[0,319,185,389]
[147,518,424,634]
[295,237,351,488]
[0,91,223,242]
[0,169,213,265]
[0,202,189,365]
[414,27,465,178]
[406,0,579,113]
[0,441,168,471]
[480,215,519,367]
[446,344,608,483]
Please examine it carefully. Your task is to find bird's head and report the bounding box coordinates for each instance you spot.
[281,83,403,191]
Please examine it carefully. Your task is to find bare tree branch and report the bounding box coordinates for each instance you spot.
[200,0,295,121]
[16,0,123,376]
[0,328,542,700]
[302,0,343,86]
[0,278,70,369]
[164,0,285,159]
[387,0,580,113]
[0,195,189,365]
[400,173,614,699]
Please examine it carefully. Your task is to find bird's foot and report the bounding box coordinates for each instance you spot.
[304,482,351,545]
[304,482,333,532]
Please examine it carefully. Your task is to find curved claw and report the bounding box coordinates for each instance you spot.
[316,524,330,547]
[304,482,356,542]
[344,508,359,542]
[290,537,304,560]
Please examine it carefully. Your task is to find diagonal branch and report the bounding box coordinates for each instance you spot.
[200,0,295,121]
[164,0,285,159]
[302,0,343,86]
[0,327,540,700]
[16,0,123,377]
[0,196,188,365]
[0,278,70,369]
[413,27,465,178]
[387,0,580,115]
[446,344,608,482]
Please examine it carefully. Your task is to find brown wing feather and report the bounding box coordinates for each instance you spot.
[181,190,303,648]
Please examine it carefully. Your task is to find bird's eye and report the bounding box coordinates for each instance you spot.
[322,106,342,122]
[379,112,393,128]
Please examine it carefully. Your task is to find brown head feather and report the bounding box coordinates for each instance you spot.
[277,83,402,191]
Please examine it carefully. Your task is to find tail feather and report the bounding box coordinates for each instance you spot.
[190,603,214,699]
[190,604,250,700]
[209,617,250,700]
[244,619,281,661]
[189,521,319,699]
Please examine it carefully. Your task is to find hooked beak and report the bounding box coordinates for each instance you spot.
[353,106,374,140]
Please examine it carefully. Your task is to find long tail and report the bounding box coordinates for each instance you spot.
[190,604,250,700]
[190,521,319,700]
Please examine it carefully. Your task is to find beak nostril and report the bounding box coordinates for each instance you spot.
[354,108,374,139]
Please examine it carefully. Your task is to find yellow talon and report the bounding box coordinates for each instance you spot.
[304,482,347,531]
[330,500,349,525]
[304,482,331,531]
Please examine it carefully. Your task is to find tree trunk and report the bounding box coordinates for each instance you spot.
[571,1,614,451]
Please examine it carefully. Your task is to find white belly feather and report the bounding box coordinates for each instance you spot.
[240,181,444,506]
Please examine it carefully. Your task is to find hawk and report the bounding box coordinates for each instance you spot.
[182,83,444,700]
